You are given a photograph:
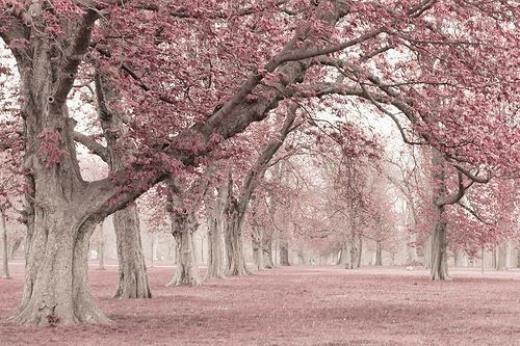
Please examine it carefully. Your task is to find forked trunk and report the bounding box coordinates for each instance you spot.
[1,212,10,279]
[168,210,200,287]
[168,227,200,286]
[279,239,290,266]
[113,206,151,298]
[431,219,449,281]
[13,211,108,326]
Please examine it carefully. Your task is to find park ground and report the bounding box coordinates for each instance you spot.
[2,265,520,345]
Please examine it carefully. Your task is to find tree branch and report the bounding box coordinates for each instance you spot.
[72,132,108,162]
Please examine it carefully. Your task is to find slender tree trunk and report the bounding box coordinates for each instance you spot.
[113,206,151,298]
[430,148,450,281]
[375,240,383,266]
[492,246,497,269]
[496,242,508,270]
[348,238,358,269]
[481,246,486,272]
[454,248,467,267]
[279,238,290,266]
[168,231,199,286]
[263,233,274,269]
[338,241,350,266]
[95,73,152,299]
[431,218,449,280]
[97,222,105,271]
[167,236,175,262]
[252,227,264,270]
[10,237,22,259]
[356,235,363,268]
[423,235,432,269]
[406,233,419,265]
[1,212,10,279]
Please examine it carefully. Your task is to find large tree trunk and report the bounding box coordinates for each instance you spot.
[279,238,290,266]
[431,218,449,281]
[168,211,200,286]
[207,215,227,278]
[13,47,109,324]
[205,186,229,279]
[113,206,151,298]
[13,211,108,326]
[375,240,383,266]
[225,207,249,276]
[1,212,10,279]
[168,231,199,286]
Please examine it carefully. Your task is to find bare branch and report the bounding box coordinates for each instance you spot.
[73,132,108,162]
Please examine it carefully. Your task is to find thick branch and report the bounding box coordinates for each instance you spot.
[53,10,98,107]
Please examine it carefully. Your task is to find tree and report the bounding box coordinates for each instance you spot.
[1,0,518,325]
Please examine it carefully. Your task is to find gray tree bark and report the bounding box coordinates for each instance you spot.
[113,206,151,298]
[95,74,152,299]
[431,219,448,280]
[205,186,229,279]
[225,202,250,276]
[375,240,383,266]
[263,232,274,269]
[168,212,200,286]
[279,238,290,266]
